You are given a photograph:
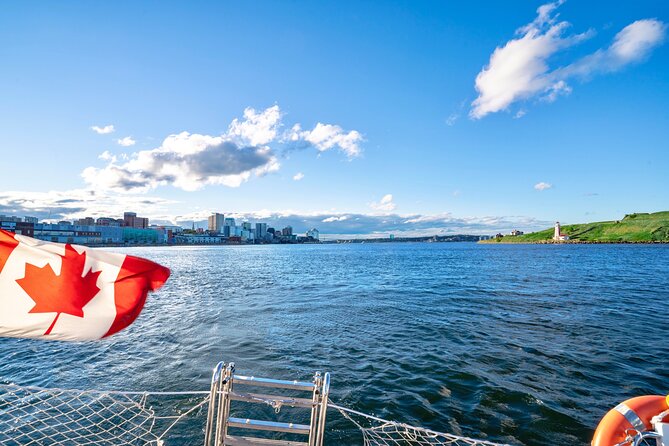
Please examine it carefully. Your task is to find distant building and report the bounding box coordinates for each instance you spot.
[223,218,235,237]
[306,228,320,240]
[553,222,570,241]
[96,217,122,226]
[123,212,149,229]
[76,217,95,226]
[510,230,524,236]
[24,216,39,224]
[32,223,122,245]
[282,226,293,236]
[0,218,34,237]
[256,223,267,239]
[208,213,224,232]
[0,215,22,223]
[175,234,225,245]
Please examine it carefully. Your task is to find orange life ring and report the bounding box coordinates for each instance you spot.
[592,395,669,446]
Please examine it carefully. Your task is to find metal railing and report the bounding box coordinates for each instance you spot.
[205,361,330,446]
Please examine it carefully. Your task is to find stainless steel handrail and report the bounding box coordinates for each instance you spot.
[204,362,329,446]
[315,373,330,446]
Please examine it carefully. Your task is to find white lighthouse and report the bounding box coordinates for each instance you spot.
[553,222,569,241]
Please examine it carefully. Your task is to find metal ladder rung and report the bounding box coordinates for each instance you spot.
[224,436,309,446]
[227,417,311,435]
[233,375,315,391]
[229,391,316,408]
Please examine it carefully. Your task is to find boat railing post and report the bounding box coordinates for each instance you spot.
[204,361,224,446]
[308,372,322,446]
[315,372,330,446]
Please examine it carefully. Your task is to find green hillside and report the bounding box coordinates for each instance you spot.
[482,211,669,243]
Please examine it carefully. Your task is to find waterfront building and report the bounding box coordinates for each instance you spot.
[208,213,224,232]
[242,222,252,231]
[306,228,320,240]
[32,223,123,245]
[96,217,122,226]
[282,226,293,236]
[510,230,524,236]
[123,212,149,229]
[0,219,34,237]
[24,216,38,224]
[122,227,165,245]
[174,234,224,245]
[256,223,267,239]
[76,217,95,226]
[223,218,235,237]
[0,215,22,223]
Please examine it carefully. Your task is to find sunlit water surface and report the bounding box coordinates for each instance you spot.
[2,243,668,445]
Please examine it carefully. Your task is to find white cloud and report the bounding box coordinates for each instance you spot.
[470,2,666,118]
[83,132,280,192]
[322,215,349,223]
[557,19,667,78]
[117,136,136,147]
[514,110,527,119]
[98,151,116,162]
[0,189,174,222]
[534,182,553,191]
[82,105,362,192]
[287,123,363,158]
[369,194,396,212]
[293,172,305,181]
[91,124,115,134]
[228,105,282,146]
[445,113,459,126]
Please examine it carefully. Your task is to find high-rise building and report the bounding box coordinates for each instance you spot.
[242,222,252,231]
[208,213,225,232]
[255,223,267,239]
[24,216,38,224]
[282,226,293,236]
[306,228,320,240]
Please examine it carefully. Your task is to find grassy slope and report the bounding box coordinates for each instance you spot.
[482,211,669,243]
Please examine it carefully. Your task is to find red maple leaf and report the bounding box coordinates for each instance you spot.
[16,244,102,335]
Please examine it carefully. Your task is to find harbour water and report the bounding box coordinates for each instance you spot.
[1,242,668,445]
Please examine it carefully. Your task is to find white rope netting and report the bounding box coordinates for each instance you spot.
[0,383,514,446]
[331,403,513,446]
[0,384,209,445]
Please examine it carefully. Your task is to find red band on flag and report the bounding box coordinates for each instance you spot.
[0,230,19,274]
[104,254,170,338]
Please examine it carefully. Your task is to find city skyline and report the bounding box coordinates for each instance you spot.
[0,1,667,238]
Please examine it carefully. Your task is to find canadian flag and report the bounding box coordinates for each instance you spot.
[0,229,170,341]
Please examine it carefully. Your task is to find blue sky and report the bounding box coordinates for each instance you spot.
[0,1,667,237]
